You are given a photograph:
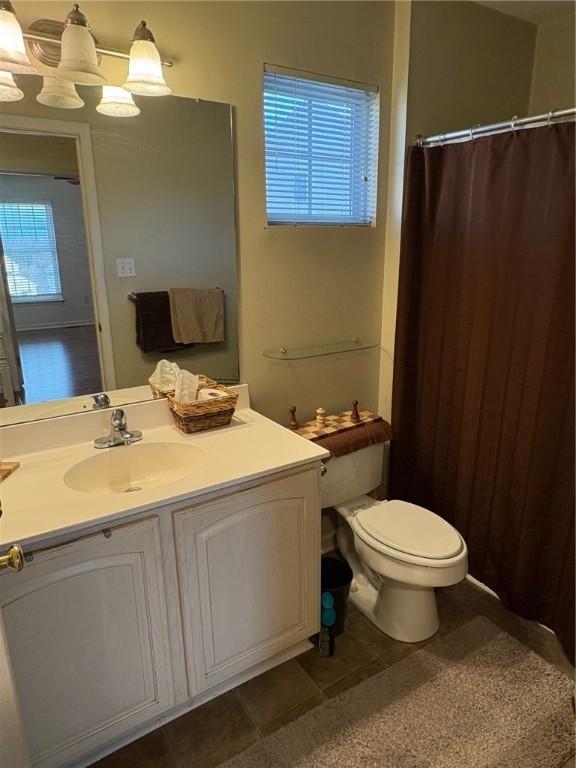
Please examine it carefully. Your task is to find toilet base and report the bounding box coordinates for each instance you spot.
[336,521,440,643]
[350,576,439,643]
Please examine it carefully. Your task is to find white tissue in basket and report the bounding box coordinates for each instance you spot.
[149,359,180,393]
[175,370,200,404]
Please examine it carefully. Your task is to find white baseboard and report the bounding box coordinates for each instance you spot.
[465,574,555,635]
[465,573,499,599]
[16,320,95,332]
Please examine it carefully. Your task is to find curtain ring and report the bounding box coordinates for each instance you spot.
[510,115,518,132]
[470,124,481,141]
[547,111,553,127]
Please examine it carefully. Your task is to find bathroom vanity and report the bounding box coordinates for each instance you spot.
[0,386,328,768]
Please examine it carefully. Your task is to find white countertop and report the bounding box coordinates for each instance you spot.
[0,399,328,549]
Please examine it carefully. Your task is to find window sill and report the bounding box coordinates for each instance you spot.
[11,296,64,305]
[266,221,375,228]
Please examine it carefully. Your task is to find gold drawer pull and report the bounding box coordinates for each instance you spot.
[0,544,25,573]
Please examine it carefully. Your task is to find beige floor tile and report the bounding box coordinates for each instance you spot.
[296,630,377,689]
[235,659,324,733]
[448,580,574,676]
[91,728,178,768]
[164,691,258,768]
[260,690,326,735]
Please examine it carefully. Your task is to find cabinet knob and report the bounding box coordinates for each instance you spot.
[320,462,328,477]
[0,544,25,573]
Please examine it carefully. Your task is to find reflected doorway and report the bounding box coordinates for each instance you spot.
[0,133,102,406]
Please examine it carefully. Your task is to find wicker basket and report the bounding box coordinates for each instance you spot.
[167,376,238,433]
[150,383,174,399]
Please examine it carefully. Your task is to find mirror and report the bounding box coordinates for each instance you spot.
[0,84,238,427]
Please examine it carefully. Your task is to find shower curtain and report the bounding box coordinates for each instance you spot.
[390,122,575,661]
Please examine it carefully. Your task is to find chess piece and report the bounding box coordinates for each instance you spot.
[351,400,360,422]
[316,407,326,428]
[288,405,299,430]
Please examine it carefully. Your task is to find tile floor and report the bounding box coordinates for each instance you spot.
[93,578,574,768]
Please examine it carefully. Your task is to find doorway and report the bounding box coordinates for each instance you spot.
[0,133,102,406]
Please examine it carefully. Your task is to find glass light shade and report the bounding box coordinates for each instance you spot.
[0,7,37,74]
[96,85,140,118]
[57,23,106,85]
[123,39,171,96]
[0,69,23,101]
[36,76,84,109]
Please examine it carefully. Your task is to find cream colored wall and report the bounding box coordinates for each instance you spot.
[406,0,536,140]
[10,1,395,425]
[0,133,77,176]
[379,0,411,424]
[530,12,576,113]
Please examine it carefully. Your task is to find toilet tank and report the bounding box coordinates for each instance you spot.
[320,442,385,509]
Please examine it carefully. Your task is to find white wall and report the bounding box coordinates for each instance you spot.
[0,174,94,331]
[5,1,395,425]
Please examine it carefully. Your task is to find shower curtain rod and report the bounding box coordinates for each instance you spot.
[414,107,576,147]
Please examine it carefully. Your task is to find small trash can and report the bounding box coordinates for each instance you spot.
[321,556,353,637]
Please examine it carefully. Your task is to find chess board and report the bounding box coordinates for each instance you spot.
[295,410,383,442]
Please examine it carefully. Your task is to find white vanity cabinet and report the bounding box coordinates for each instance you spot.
[0,454,324,768]
[175,468,320,692]
[0,517,174,768]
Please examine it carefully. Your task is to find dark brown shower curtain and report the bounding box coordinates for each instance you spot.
[390,122,575,661]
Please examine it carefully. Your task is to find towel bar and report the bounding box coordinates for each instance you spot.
[128,289,224,302]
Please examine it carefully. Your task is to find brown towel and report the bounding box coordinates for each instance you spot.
[316,420,392,460]
[132,291,193,353]
[169,288,225,344]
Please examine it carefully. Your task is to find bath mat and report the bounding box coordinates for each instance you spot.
[222,617,574,768]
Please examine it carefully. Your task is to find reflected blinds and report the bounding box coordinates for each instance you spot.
[0,202,62,301]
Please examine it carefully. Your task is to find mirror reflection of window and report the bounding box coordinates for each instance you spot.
[0,201,63,303]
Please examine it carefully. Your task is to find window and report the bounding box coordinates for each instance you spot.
[0,201,63,303]
[263,65,380,226]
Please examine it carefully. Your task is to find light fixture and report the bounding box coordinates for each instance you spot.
[123,21,171,97]
[96,85,140,118]
[57,4,106,86]
[0,0,37,74]
[36,76,84,109]
[0,69,23,100]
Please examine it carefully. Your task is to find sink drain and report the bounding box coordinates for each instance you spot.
[123,485,143,493]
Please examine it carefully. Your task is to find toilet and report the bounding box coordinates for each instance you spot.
[321,442,468,643]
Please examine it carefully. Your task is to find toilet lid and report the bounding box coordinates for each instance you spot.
[354,500,463,560]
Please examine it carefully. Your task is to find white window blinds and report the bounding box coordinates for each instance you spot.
[264,67,380,225]
[0,202,63,302]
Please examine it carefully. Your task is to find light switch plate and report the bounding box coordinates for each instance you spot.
[116,258,136,277]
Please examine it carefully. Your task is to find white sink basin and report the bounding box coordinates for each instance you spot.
[64,442,205,495]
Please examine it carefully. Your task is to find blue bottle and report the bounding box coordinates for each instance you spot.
[319,592,336,658]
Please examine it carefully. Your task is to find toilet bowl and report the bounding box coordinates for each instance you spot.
[334,495,468,642]
[321,442,468,643]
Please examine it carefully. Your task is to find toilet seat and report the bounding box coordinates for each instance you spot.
[352,499,465,568]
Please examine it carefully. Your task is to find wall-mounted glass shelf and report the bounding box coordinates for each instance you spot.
[263,338,378,361]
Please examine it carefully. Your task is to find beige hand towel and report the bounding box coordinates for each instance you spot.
[168,288,225,344]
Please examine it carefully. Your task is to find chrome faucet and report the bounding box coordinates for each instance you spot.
[92,392,111,410]
[94,408,143,449]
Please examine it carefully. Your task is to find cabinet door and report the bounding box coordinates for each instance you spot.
[175,469,320,692]
[0,517,173,768]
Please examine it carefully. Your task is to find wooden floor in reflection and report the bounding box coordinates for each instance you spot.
[18,325,102,405]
